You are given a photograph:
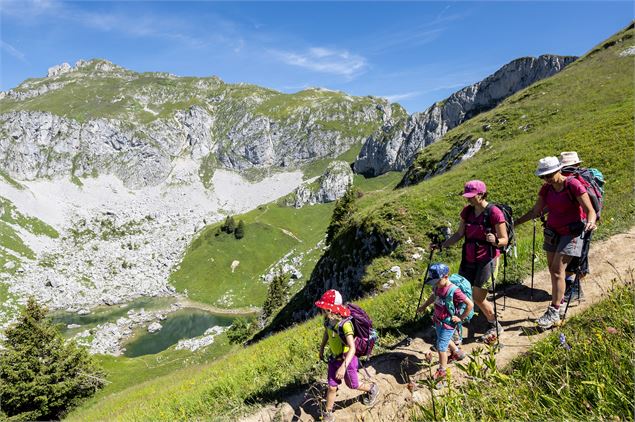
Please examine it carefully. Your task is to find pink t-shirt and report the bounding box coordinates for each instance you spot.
[539,177,587,235]
[433,283,468,329]
[460,205,505,263]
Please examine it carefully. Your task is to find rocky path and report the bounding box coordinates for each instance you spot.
[243,227,635,422]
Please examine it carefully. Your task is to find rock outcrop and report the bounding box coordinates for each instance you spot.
[354,55,577,176]
[293,161,354,208]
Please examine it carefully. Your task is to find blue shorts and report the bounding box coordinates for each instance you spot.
[435,323,455,353]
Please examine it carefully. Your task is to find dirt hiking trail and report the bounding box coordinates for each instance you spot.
[243,227,635,422]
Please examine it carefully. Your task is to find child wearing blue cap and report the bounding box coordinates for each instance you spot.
[417,263,474,382]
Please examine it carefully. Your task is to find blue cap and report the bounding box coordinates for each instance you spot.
[425,263,450,285]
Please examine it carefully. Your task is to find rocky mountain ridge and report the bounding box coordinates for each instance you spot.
[0,59,401,189]
[353,55,577,176]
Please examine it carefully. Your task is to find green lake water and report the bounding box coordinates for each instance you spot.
[122,308,234,357]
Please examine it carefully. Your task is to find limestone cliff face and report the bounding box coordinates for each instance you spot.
[354,55,577,176]
[0,59,400,188]
[292,161,354,208]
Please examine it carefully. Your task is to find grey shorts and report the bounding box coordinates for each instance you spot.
[543,233,584,257]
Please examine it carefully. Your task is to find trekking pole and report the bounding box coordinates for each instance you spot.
[489,244,500,350]
[561,272,579,323]
[562,230,586,323]
[530,218,536,301]
[414,248,435,320]
[502,252,507,311]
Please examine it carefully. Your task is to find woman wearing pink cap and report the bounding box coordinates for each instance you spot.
[436,180,508,343]
[315,289,378,422]
[515,157,596,329]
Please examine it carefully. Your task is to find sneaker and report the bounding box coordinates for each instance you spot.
[322,410,335,422]
[487,321,504,335]
[433,368,447,380]
[433,368,447,389]
[536,306,560,329]
[558,301,568,318]
[480,321,503,343]
[362,383,379,406]
[448,349,466,363]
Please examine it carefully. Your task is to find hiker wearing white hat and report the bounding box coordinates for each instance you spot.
[558,151,605,305]
[559,151,582,167]
[515,156,597,329]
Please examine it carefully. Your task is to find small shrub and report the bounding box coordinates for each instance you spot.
[227,316,258,344]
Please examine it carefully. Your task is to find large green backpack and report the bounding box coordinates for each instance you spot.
[441,274,474,326]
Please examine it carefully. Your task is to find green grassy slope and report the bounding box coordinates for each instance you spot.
[413,280,634,421]
[171,171,404,309]
[171,203,334,309]
[271,22,635,325]
[0,196,59,271]
[67,24,634,420]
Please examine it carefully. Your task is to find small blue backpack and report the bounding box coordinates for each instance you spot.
[440,274,474,326]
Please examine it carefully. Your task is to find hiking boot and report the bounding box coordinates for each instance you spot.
[558,301,568,318]
[448,349,466,363]
[536,306,560,329]
[564,283,585,303]
[322,410,335,422]
[362,383,379,406]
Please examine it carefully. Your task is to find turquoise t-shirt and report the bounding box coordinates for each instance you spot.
[326,319,354,356]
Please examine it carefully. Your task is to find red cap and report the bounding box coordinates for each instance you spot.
[314,289,350,317]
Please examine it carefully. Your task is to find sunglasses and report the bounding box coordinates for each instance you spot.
[540,171,558,180]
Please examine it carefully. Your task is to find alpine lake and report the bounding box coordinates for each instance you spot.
[50,296,239,357]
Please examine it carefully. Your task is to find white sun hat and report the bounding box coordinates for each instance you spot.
[559,151,582,166]
[535,156,563,176]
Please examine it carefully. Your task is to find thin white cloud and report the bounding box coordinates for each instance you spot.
[382,91,421,102]
[0,0,212,49]
[1,40,26,62]
[270,47,367,78]
[366,10,467,54]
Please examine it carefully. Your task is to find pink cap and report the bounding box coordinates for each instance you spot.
[462,180,487,198]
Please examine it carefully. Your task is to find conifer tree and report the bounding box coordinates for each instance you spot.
[325,186,359,245]
[234,220,245,239]
[225,216,236,233]
[0,298,105,420]
[262,272,290,321]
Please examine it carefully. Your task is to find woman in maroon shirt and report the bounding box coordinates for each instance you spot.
[516,156,596,329]
[437,180,508,343]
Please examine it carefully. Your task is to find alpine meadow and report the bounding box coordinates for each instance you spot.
[0,3,633,421]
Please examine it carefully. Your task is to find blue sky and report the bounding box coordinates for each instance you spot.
[0,1,631,113]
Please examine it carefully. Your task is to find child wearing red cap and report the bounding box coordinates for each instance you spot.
[315,289,378,422]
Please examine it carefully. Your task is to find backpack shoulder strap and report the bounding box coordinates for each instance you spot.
[565,176,577,203]
[483,203,494,232]
[444,284,459,310]
[337,317,353,340]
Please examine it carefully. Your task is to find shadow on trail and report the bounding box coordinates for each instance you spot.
[243,346,426,420]
[518,325,546,337]
[502,284,551,302]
